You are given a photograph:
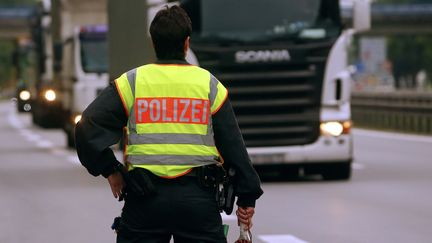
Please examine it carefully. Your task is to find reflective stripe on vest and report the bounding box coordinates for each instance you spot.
[115,64,227,170]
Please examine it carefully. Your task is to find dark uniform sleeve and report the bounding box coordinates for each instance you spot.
[75,82,127,178]
[212,98,263,208]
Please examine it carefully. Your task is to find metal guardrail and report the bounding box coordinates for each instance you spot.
[351,91,432,135]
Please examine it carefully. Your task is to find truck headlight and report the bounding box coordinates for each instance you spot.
[74,115,82,124]
[320,121,351,136]
[19,90,31,101]
[44,89,56,102]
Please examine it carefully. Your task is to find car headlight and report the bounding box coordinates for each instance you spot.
[44,89,56,102]
[74,115,82,124]
[19,90,31,101]
[320,121,350,136]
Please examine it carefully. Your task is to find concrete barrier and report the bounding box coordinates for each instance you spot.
[351,91,432,135]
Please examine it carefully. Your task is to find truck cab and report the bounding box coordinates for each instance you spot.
[63,25,108,147]
[27,0,108,147]
[172,0,370,180]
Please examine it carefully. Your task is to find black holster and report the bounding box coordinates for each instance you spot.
[196,164,236,215]
[196,164,224,188]
[120,167,156,198]
[221,167,236,215]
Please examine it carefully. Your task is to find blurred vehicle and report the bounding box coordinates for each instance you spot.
[61,25,108,148]
[29,0,107,147]
[28,0,61,127]
[10,37,36,113]
[150,0,371,180]
[16,83,32,112]
[0,5,35,112]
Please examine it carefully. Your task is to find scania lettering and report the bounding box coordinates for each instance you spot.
[235,50,291,63]
[148,0,370,180]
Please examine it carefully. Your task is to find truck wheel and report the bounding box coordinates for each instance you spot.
[32,103,52,128]
[321,162,351,181]
[32,109,41,126]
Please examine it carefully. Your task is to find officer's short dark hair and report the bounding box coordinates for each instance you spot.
[150,5,192,60]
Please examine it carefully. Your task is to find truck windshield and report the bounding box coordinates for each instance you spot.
[182,0,341,42]
[80,38,108,73]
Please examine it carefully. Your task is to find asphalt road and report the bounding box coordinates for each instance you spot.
[1,100,431,243]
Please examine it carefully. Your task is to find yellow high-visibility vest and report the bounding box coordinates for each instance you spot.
[115,63,228,178]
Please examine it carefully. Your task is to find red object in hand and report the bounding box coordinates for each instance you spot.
[235,223,252,243]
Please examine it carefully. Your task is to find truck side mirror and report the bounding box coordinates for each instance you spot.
[53,42,63,72]
[353,0,371,32]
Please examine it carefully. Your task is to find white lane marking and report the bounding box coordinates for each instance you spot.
[221,212,237,221]
[67,155,81,165]
[21,131,42,142]
[36,140,54,148]
[259,234,309,243]
[7,108,45,146]
[17,128,55,150]
[51,148,68,157]
[353,128,432,143]
[19,129,31,136]
[6,104,82,166]
[7,112,24,129]
[352,162,365,170]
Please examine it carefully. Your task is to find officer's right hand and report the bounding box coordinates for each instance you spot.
[236,207,255,230]
[107,171,125,199]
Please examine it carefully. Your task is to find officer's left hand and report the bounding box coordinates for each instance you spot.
[107,171,125,199]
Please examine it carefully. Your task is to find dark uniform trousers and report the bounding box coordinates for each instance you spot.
[117,173,227,243]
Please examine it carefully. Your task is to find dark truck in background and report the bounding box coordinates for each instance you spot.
[172,0,370,180]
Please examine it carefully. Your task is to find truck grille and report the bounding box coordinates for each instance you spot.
[194,42,332,147]
[215,64,324,147]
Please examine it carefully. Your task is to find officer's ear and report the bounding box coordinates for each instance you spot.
[184,36,190,57]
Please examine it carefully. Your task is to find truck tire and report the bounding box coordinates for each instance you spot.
[32,106,42,126]
[321,162,351,180]
[32,100,63,128]
[32,102,50,127]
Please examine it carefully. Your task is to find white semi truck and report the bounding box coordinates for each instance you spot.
[60,23,108,147]
[30,0,108,147]
[147,0,371,180]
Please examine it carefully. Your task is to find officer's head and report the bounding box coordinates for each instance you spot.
[150,5,192,60]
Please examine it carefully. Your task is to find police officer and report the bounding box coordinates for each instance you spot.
[75,5,263,243]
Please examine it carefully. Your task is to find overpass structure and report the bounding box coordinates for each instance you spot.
[1,2,432,40]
